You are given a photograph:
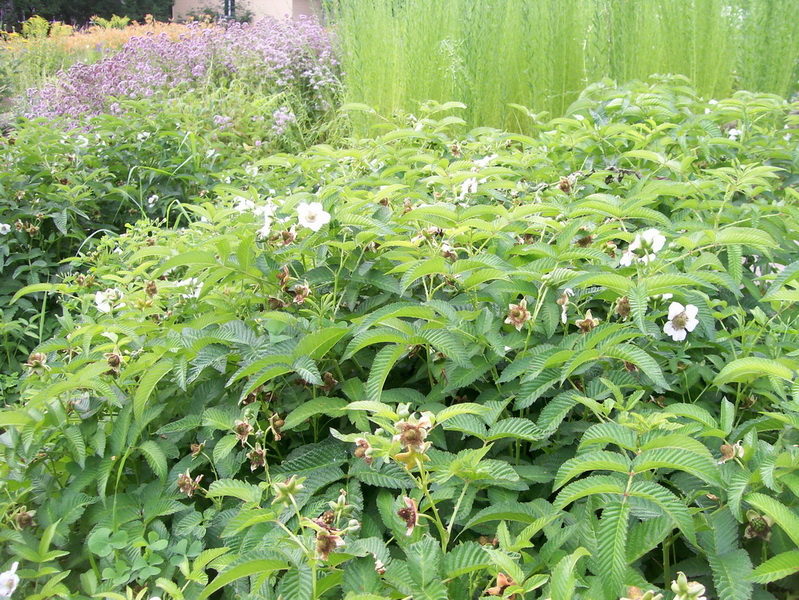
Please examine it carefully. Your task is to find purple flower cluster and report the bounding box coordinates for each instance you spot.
[26,17,340,120]
[272,106,296,134]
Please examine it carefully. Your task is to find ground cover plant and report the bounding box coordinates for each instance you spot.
[2,79,799,599]
[327,0,799,132]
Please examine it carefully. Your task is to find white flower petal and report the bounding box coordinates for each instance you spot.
[619,250,634,267]
[685,317,699,332]
[672,328,687,341]
[684,304,699,319]
[663,321,676,336]
[668,302,685,320]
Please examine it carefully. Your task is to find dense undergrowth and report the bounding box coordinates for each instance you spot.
[2,79,799,599]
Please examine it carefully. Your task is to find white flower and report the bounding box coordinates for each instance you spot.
[623,228,666,265]
[574,114,585,121]
[234,196,256,213]
[663,302,699,342]
[257,217,273,239]
[0,223,10,235]
[177,278,203,299]
[727,128,742,141]
[75,135,89,148]
[784,133,792,142]
[473,154,497,168]
[95,288,124,313]
[459,178,478,200]
[245,164,259,177]
[709,99,718,105]
[137,132,151,142]
[704,108,712,114]
[296,202,331,232]
[206,149,218,159]
[146,194,159,207]
[254,201,277,219]
[0,562,19,598]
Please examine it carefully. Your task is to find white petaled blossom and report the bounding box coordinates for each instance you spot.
[727,128,742,141]
[663,302,699,342]
[245,164,259,177]
[459,178,479,200]
[95,288,125,313]
[254,201,277,219]
[0,562,20,598]
[296,202,331,232]
[234,196,256,213]
[146,194,159,207]
[257,217,273,239]
[137,132,150,142]
[473,154,497,168]
[620,228,666,266]
[0,223,11,235]
[177,278,203,299]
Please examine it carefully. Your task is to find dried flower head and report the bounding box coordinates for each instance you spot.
[248,443,266,471]
[575,310,600,333]
[504,298,531,331]
[233,419,254,444]
[292,283,311,305]
[397,496,419,536]
[176,469,203,498]
[315,528,345,560]
[25,352,49,374]
[487,572,515,597]
[616,296,631,320]
[745,510,775,541]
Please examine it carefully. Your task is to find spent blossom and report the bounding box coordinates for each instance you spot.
[505,298,531,331]
[663,302,699,341]
[397,496,419,536]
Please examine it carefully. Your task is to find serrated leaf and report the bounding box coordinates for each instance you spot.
[596,501,630,600]
[137,440,167,482]
[748,550,799,583]
[366,344,407,401]
[554,451,631,490]
[707,549,752,600]
[134,359,173,419]
[714,358,795,385]
[550,547,590,600]
[443,542,492,578]
[283,397,348,430]
[198,559,288,599]
[206,479,262,504]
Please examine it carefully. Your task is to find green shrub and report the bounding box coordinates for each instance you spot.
[0,88,342,381]
[3,80,799,599]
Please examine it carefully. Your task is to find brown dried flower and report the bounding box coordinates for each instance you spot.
[504,298,531,331]
[487,572,516,597]
[292,283,311,305]
[233,419,254,444]
[176,469,203,497]
[575,310,600,333]
[397,496,419,536]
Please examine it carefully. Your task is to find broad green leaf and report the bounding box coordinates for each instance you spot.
[714,358,795,385]
[744,493,799,546]
[366,344,407,401]
[198,559,288,600]
[134,358,173,419]
[747,550,799,583]
[206,479,262,505]
[550,547,590,600]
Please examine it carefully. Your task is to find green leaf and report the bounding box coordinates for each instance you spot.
[407,537,442,587]
[294,327,349,360]
[443,542,492,578]
[399,257,449,293]
[596,501,630,600]
[198,559,288,600]
[744,493,799,546]
[206,479,262,505]
[134,359,173,419]
[366,344,407,401]
[550,547,590,600]
[486,418,543,442]
[707,549,753,600]
[554,451,631,490]
[747,550,799,583]
[63,426,86,468]
[632,447,722,487]
[714,358,795,385]
[137,440,167,482]
[603,344,669,389]
[283,397,348,430]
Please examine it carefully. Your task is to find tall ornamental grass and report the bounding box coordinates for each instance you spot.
[327,0,799,132]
